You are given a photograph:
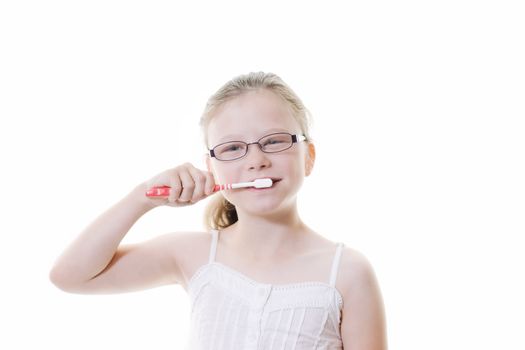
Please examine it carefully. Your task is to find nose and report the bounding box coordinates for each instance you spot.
[245,142,270,169]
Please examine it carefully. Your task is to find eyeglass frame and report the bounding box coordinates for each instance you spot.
[208,132,308,161]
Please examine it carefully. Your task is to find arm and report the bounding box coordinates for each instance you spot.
[341,251,388,350]
[49,163,216,294]
[49,182,156,289]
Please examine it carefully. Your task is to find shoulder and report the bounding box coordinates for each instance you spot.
[338,246,388,349]
[152,231,211,272]
[164,230,212,257]
[338,246,378,290]
[168,230,212,244]
[162,230,214,287]
[150,230,210,249]
[337,246,384,304]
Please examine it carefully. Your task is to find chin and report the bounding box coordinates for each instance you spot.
[227,187,297,214]
[234,198,282,215]
[245,201,281,213]
[240,197,297,217]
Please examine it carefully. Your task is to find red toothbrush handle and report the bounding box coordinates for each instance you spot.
[145,185,171,197]
[146,184,224,197]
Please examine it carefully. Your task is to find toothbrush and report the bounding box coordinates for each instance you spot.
[145,178,273,197]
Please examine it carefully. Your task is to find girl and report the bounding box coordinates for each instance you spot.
[50,72,387,349]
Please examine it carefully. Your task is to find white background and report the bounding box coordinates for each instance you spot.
[1,0,524,349]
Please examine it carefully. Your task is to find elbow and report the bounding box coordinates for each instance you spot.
[49,266,96,294]
[49,266,68,290]
[49,266,79,292]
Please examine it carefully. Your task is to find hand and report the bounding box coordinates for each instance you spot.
[144,162,216,208]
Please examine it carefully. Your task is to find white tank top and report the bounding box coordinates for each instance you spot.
[186,229,345,350]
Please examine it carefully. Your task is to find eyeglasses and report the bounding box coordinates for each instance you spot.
[209,132,307,161]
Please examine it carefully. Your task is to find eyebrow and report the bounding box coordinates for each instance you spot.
[217,128,291,143]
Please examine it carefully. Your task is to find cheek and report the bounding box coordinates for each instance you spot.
[289,157,306,175]
[212,165,241,185]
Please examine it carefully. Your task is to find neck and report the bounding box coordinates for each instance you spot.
[224,201,309,262]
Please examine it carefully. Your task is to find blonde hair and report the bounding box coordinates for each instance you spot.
[200,72,313,231]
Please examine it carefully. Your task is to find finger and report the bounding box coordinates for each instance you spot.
[168,173,183,204]
[203,171,216,196]
[187,167,206,202]
[177,168,194,203]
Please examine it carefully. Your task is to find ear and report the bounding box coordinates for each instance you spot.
[305,142,316,176]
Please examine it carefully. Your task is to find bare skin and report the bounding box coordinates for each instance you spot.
[176,224,347,292]
[50,87,387,349]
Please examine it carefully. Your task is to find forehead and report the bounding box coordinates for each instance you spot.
[207,89,300,145]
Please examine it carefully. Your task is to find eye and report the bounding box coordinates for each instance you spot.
[223,144,242,152]
[263,138,284,146]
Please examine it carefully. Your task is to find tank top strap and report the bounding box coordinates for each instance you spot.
[209,229,219,263]
[329,242,345,287]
